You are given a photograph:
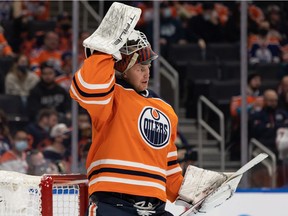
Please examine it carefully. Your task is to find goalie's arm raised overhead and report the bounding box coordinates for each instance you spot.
[70,1,142,123]
[70,53,115,123]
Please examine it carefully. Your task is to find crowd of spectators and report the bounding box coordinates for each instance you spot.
[0,105,92,175]
[0,1,91,176]
[130,1,288,64]
[0,1,288,186]
[228,69,288,186]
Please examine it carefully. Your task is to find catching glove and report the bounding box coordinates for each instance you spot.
[83,2,141,60]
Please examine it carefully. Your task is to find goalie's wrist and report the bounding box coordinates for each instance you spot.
[175,196,192,208]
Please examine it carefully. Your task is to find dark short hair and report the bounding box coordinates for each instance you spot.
[40,61,55,72]
[36,108,58,122]
[61,51,72,61]
[248,72,261,84]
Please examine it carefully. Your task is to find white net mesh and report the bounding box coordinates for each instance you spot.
[52,185,80,216]
[0,171,42,216]
[0,171,86,216]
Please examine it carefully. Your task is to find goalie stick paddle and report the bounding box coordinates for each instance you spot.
[179,153,268,216]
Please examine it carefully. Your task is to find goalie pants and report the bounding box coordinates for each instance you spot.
[87,192,173,216]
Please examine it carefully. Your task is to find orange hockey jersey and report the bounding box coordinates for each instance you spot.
[70,53,183,202]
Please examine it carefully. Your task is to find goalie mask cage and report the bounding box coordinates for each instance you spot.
[0,171,88,216]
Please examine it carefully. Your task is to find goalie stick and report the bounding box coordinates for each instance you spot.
[179,153,268,216]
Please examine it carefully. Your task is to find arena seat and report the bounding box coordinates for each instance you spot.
[220,61,240,80]
[168,43,240,64]
[167,44,205,64]
[260,80,279,92]
[251,63,283,81]
[208,80,240,116]
[186,61,221,80]
[206,43,240,61]
[185,79,211,118]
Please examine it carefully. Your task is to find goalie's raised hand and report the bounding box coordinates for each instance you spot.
[83,2,141,60]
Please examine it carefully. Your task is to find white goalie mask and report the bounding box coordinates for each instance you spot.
[119,30,149,55]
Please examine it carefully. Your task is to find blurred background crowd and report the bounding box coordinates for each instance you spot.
[0,1,288,187]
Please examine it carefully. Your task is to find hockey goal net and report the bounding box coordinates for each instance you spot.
[0,170,88,216]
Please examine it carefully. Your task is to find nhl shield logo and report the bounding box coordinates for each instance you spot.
[138,107,171,149]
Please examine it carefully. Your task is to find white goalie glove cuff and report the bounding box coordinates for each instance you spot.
[176,165,243,215]
[198,184,233,213]
[198,174,243,213]
[83,2,141,60]
[177,166,229,204]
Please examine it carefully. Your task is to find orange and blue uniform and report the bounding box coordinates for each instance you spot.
[70,53,183,203]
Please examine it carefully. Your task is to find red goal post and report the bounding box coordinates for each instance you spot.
[0,171,89,216]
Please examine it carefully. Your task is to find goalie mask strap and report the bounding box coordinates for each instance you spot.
[123,53,139,73]
[84,48,95,59]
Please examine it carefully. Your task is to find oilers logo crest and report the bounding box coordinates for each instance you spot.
[138,107,171,149]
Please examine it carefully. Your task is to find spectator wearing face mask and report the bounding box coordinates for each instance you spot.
[5,54,39,104]
[0,130,30,173]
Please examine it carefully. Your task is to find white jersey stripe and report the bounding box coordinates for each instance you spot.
[166,167,182,176]
[167,151,178,158]
[70,85,111,105]
[87,159,166,175]
[89,176,166,191]
[77,70,115,90]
